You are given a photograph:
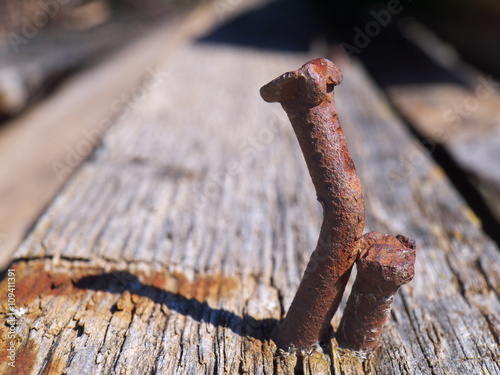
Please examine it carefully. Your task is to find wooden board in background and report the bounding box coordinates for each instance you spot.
[0,4,215,268]
[385,20,500,225]
[0,16,147,115]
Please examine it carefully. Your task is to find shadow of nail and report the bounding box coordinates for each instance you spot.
[73,271,279,342]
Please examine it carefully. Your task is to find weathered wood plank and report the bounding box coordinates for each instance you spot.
[1,3,500,373]
[380,20,500,225]
[0,5,215,268]
[388,82,500,219]
[341,17,500,231]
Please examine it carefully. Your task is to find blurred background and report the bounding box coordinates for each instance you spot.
[1,0,499,267]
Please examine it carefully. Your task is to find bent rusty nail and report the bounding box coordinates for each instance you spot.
[336,232,416,353]
[260,58,366,352]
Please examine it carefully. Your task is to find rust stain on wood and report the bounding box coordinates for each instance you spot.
[0,339,38,375]
[1,260,240,309]
[1,261,79,307]
[171,271,240,302]
[0,259,244,373]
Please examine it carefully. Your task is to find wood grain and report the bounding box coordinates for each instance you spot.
[383,20,500,224]
[0,5,214,269]
[388,81,500,221]
[1,6,500,374]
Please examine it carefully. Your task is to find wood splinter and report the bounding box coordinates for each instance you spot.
[260,58,416,354]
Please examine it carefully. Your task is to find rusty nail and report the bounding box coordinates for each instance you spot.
[336,232,416,353]
[260,58,366,352]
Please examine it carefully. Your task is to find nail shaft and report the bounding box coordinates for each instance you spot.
[260,59,365,352]
[336,232,416,352]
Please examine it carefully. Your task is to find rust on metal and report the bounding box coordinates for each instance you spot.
[260,58,366,352]
[337,232,416,352]
[261,59,416,354]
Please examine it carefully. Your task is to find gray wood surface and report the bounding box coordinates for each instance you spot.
[386,20,500,224]
[388,82,500,222]
[1,5,500,374]
[0,4,215,269]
